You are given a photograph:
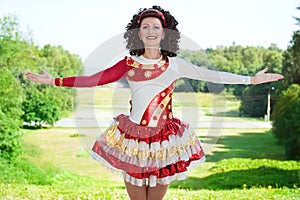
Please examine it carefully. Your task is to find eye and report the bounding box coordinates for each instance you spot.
[141,25,149,29]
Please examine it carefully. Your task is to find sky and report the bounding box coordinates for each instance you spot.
[1,0,299,61]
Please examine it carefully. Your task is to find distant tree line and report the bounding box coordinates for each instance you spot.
[176,44,283,118]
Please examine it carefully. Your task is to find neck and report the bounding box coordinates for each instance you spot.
[143,48,161,59]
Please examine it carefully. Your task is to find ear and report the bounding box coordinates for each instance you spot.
[138,32,142,40]
[162,32,165,40]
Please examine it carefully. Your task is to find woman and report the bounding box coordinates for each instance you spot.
[26,5,283,200]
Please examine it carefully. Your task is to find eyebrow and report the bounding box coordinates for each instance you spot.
[141,23,162,26]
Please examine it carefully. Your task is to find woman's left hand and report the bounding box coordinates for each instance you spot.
[251,68,284,85]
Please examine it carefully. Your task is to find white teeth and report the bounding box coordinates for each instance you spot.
[147,36,156,39]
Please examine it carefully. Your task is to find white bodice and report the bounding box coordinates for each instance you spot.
[126,55,250,126]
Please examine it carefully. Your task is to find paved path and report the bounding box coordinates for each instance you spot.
[55,112,272,129]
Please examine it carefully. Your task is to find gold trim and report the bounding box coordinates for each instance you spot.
[104,127,199,161]
[126,57,168,69]
[59,78,63,87]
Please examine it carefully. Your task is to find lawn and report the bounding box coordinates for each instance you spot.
[0,89,299,199]
[1,127,299,199]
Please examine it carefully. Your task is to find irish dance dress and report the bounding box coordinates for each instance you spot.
[55,55,250,187]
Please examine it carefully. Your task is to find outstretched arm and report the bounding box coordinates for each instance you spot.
[26,58,127,87]
[177,57,283,85]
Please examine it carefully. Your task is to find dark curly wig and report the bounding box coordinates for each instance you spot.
[124,5,180,58]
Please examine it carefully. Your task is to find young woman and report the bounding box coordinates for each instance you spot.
[26,5,283,200]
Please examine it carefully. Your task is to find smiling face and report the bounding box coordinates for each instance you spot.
[138,17,165,49]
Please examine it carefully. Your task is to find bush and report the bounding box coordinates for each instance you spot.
[272,84,300,160]
[0,68,23,160]
[21,85,61,127]
[239,84,268,117]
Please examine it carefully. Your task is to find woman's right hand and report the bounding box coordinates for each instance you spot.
[25,70,55,85]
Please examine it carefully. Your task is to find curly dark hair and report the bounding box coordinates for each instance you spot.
[124,5,180,58]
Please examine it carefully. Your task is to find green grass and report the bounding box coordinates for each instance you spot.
[1,183,299,200]
[1,89,299,199]
[0,127,298,199]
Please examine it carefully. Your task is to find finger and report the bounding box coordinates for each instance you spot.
[26,72,35,76]
[262,68,268,73]
[26,74,34,79]
[271,74,284,79]
[27,73,37,78]
[41,70,51,77]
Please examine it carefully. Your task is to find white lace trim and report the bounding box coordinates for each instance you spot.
[92,149,206,187]
[122,156,206,187]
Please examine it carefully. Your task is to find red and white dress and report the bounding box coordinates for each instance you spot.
[55,55,250,187]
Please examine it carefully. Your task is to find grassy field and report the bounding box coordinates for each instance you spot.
[0,89,299,199]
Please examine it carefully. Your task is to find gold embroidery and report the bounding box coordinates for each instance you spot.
[103,119,201,161]
[59,78,63,87]
[105,123,119,146]
[126,57,168,69]
[104,127,200,161]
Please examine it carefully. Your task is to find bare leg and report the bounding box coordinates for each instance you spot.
[146,184,169,200]
[124,181,147,200]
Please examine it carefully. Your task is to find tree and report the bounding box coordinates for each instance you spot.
[21,84,61,128]
[0,68,23,160]
[271,6,300,160]
[0,15,28,160]
[239,46,283,117]
[0,15,82,128]
[282,14,300,86]
[272,84,300,160]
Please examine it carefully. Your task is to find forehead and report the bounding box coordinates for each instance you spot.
[140,17,162,25]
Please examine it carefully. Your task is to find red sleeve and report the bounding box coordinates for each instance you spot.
[55,58,127,87]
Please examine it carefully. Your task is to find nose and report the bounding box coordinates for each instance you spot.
[147,27,155,34]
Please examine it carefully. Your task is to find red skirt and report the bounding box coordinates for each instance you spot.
[92,114,205,187]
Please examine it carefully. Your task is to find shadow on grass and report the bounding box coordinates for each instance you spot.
[169,130,300,190]
[22,125,52,130]
[203,130,285,162]
[170,167,300,190]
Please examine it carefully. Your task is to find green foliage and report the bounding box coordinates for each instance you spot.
[270,7,300,160]
[282,32,300,87]
[210,45,283,117]
[0,14,83,160]
[177,46,284,117]
[0,14,82,128]
[0,68,23,160]
[240,82,281,118]
[280,6,300,96]
[272,84,300,160]
[21,85,61,127]
[0,158,54,185]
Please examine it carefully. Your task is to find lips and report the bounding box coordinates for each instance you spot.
[146,36,157,40]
